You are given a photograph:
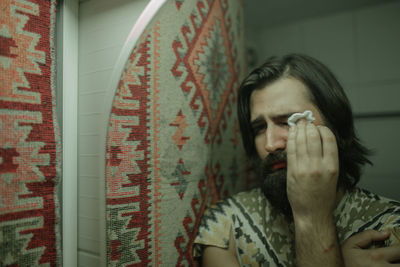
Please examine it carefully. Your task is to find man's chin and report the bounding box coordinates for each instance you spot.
[260,168,293,219]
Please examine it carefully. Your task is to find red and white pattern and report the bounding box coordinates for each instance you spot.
[0,0,61,266]
[105,0,253,265]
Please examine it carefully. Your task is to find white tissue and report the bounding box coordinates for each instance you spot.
[287,110,315,127]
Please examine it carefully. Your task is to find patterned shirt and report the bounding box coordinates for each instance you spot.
[194,187,400,266]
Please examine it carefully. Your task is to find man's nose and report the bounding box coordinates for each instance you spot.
[264,126,287,153]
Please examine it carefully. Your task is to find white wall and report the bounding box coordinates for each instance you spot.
[77,0,148,265]
[247,1,400,200]
[58,0,79,266]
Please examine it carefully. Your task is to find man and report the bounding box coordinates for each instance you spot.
[194,54,400,266]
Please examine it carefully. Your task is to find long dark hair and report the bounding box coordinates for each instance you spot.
[237,54,372,190]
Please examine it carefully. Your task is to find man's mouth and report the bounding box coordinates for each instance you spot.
[272,161,287,170]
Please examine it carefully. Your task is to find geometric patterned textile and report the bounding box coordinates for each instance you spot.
[105,0,254,265]
[0,0,61,266]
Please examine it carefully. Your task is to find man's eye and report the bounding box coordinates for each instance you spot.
[253,125,266,135]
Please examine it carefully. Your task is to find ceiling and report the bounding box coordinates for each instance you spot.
[243,0,398,29]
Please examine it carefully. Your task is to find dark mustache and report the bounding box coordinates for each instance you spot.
[261,151,287,173]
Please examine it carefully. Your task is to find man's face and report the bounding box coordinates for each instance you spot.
[249,77,325,216]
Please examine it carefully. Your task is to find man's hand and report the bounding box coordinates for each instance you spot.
[342,229,400,266]
[286,120,342,266]
[286,120,339,221]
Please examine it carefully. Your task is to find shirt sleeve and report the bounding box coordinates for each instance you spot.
[379,207,400,246]
[193,200,234,258]
[381,210,400,246]
[386,227,400,246]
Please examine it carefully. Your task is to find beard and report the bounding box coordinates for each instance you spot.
[256,150,293,219]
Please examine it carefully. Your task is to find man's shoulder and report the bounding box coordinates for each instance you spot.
[202,188,266,219]
[340,187,400,219]
[348,187,400,209]
[349,188,400,245]
[338,187,400,235]
[231,187,264,201]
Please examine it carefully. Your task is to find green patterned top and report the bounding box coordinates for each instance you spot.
[194,187,400,266]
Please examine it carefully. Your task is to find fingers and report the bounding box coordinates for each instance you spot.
[287,121,327,176]
[318,125,339,171]
[295,120,308,162]
[287,124,297,174]
[376,245,400,263]
[306,123,322,176]
[306,122,322,158]
[292,120,324,157]
[287,121,322,169]
[346,229,391,248]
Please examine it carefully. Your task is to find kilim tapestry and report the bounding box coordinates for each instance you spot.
[105,0,255,266]
[0,0,61,266]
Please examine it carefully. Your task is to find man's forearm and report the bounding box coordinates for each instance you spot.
[294,215,344,267]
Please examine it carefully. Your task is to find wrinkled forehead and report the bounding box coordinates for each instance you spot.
[250,77,313,110]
